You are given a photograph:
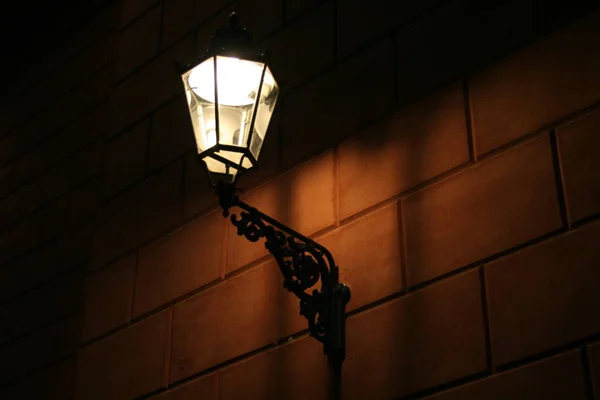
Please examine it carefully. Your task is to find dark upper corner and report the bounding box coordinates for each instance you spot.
[0,0,114,98]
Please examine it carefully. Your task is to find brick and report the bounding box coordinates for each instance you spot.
[115,4,162,80]
[183,152,218,219]
[193,0,283,54]
[34,68,112,145]
[265,258,311,339]
[65,139,106,187]
[0,267,85,344]
[83,254,137,341]
[0,357,76,400]
[61,223,96,269]
[72,140,106,184]
[92,159,182,269]
[397,0,538,107]
[0,88,93,167]
[0,140,104,230]
[0,88,96,169]
[339,0,444,58]
[120,0,162,27]
[36,196,71,245]
[485,221,600,365]
[0,223,93,302]
[226,151,335,273]
[103,118,149,198]
[279,203,403,338]
[471,9,600,155]
[162,0,228,48]
[0,219,38,268]
[403,135,562,286]
[109,34,194,138]
[282,38,394,167]
[0,128,22,167]
[0,168,68,231]
[153,374,217,399]
[0,313,81,385]
[68,67,113,117]
[23,48,75,97]
[538,0,600,33]
[327,203,402,304]
[0,163,12,197]
[149,95,195,170]
[170,261,279,382]
[343,270,487,399]
[5,102,108,196]
[219,337,329,400]
[0,94,30,139]
[277,268,305,337]
[134,209,224,317]
[5,126,78,198]
[49,36,115,98]
[67,38,113,84]
[590,342,600,400]
[0,195,69,267]
[265,2,334,92]
[285,0,321,21]
[220,341,279,398]
[5,44,112,131]
[424,351,586,400]
[71,5,119,52]
[557,108,600,222]
[338,84,469,220]
[76,311,170,399]
[18,36,113,117]
[0,164,13,198]
[67,177,100,227]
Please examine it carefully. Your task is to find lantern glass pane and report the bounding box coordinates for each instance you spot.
[249,65,279,159]
[183,66,217,153]
[204,151,243,177]
[216,56,262,150]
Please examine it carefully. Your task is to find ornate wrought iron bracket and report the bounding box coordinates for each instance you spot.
[216,181,351,367]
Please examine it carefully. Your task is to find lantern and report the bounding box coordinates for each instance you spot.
[180,14,279,184]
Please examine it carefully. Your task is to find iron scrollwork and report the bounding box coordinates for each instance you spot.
[217,183,350,366]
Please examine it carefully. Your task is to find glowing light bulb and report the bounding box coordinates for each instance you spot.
[187,56,274,106]
[205,129,217,148]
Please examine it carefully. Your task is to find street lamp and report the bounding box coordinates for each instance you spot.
[178,13,351,368]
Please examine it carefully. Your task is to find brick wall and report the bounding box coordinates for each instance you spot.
[1,0,600,399]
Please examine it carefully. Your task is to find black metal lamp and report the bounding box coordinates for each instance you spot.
[178,13,351,368]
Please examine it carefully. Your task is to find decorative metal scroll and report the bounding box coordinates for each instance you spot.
[230,207,336,348]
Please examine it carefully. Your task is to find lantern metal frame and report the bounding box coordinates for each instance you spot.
[179,13,351,369]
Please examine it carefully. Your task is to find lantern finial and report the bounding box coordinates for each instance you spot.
[209,12,252,56]
[229,12,240,27]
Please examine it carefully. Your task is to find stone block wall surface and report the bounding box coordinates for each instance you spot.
[1,1,600,398]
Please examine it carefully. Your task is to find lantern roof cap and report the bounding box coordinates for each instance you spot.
[177,13,259,75]
[208,12,253,56]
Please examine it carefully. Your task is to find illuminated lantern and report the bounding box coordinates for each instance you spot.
[180,13,279,184]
